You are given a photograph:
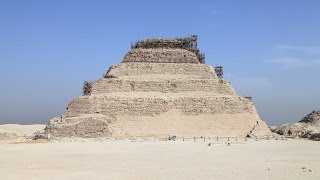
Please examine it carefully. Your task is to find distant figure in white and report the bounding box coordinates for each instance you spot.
[47,132,51,140]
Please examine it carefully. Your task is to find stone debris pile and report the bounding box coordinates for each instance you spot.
[299,110,320,125]
[274,110,320,140]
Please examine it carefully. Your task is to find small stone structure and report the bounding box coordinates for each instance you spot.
[214,66,223,79]
[83,81,93,96]
[46,35,271,139]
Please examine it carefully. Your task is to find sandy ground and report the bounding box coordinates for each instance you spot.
[0,138,319,180]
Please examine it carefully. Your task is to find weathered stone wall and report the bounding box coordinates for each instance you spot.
[111,111,270,138]
[50,110,270,139]
[91,78,235,95]
[63,94,255,118]
[123,49,199,63]
[47,93,270,138]
[106,63,217,79]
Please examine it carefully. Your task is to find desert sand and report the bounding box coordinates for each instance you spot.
[0,125,319,180]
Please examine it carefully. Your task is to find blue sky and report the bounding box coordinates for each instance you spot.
[0,0,319,125]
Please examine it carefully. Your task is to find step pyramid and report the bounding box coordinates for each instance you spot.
[46,35,271,139]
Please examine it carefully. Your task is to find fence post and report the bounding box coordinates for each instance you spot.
[194,136,196,142]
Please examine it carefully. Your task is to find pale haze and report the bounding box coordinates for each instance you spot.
[1,0,319,125]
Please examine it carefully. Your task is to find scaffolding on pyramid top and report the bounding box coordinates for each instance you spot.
[131,35,205,64]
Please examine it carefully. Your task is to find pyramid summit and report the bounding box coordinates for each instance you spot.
[46,35,271,139]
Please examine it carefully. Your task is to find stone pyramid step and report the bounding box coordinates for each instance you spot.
[63,92,254,118]
[91,77,235,95]
[106,62,217,79]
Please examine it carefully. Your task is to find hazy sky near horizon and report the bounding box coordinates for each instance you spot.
[1,0,319,125]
